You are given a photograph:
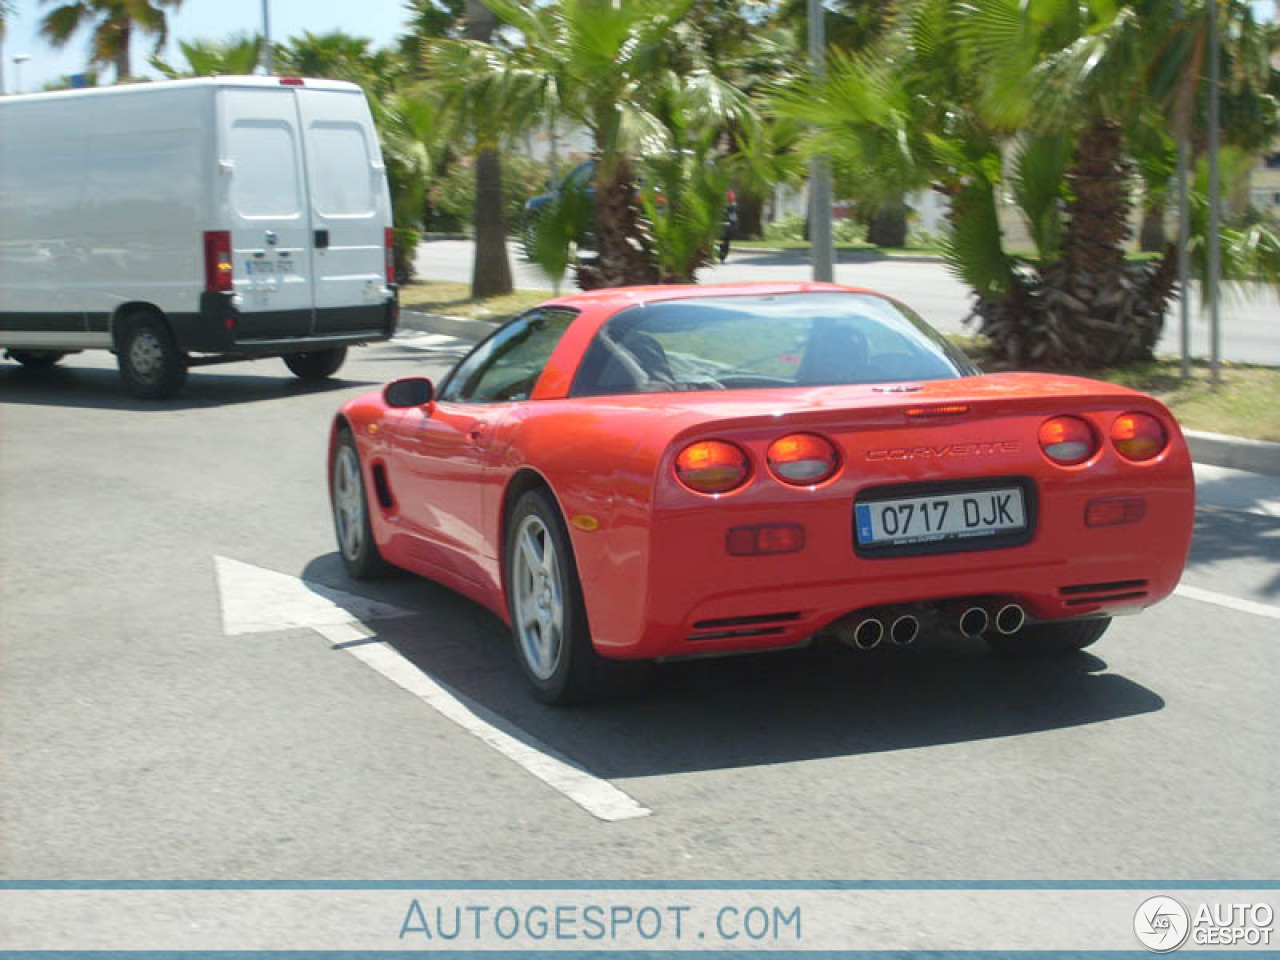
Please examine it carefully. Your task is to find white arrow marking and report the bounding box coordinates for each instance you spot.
[214,556,650,822]
[214,555,413,635]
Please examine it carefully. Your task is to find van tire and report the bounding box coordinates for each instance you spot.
[9,350,68,368]
[284,348,347,381]
[117,314,187,399]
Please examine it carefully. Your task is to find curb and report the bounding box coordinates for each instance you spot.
[395,309,1280,477]
[400,309,498,342]
[1183,430,1280,477]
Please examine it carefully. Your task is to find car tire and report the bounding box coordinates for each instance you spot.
[285,347,347,381]
[985,616,1111,656]
[505,488,648,705]
[331,428,392,580]
[9,350,68,368]
[117,314,187,399]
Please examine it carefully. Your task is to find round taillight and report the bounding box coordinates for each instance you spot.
[766,432,839,486]
[1111,411,1167,462]
[1038,415,1097,465]
[674,440,751,494]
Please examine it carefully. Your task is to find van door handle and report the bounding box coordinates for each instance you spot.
[314,229,330,249]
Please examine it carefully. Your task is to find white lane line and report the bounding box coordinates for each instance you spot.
[316,621,652,823]
[1175,583,1280,621]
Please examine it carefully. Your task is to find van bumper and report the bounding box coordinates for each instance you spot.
[177,291,399,354]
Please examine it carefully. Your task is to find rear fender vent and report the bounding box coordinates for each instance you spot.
[687,611,802,642]
[1058,579,1149,607]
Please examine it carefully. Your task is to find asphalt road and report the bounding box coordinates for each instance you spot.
[414,240,1280,365]
[1,339,1277,881]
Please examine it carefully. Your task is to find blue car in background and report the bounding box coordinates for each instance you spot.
[522,159,738,262]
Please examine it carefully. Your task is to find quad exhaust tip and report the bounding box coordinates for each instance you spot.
[889,614,919,646]
[995,603,1026,635]
[851,617,884,650]
[958,606,989,638]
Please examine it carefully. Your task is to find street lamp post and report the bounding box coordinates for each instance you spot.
[806,0,834,283]
[260,0,273,74]
[1207,0,1222,389]
[12,53,30,94]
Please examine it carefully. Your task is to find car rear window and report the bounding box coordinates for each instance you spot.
[570,292,977,397]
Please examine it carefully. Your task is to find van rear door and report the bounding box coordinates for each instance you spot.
[221,88,315,339]
[296,87,391,336]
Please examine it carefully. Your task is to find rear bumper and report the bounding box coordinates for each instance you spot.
[583,458,1195,661]
[173,291,398,354]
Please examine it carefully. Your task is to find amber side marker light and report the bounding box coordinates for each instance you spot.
[1038,415,1098,465]
[727,523,805,556]
[675,440,751,494]
[1111,412,1167,462]
[766,433,839,485]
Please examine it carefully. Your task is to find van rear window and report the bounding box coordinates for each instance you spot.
[227,120,301,218]
[307,123,375,217]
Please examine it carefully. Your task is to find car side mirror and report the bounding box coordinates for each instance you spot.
[383,377,433,409]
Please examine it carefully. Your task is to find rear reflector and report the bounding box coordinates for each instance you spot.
[726,524,805,556]
[675,440,750,495]
[766,432,839,485]
[1038,415,1097,465]
[203,230,233,292]
[1111,412,1167,461]
[385,227,396,285]
[1086,496,1146,527]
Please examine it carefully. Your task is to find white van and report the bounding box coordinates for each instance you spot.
[0,76,398,397]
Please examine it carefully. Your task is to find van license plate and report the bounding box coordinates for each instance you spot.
[855,487,1026,547]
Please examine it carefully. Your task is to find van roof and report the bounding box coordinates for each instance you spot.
[0,76,363,105]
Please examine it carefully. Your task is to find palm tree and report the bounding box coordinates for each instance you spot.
[150,34,260,77]
[429,0,707,288]
[39,0,183,83]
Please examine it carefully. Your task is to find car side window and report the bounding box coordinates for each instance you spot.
[438,308,576,403]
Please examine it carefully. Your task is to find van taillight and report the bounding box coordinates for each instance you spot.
[385,227,396,285]
[203,231,233,292]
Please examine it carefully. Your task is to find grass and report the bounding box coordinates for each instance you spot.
[400,282,1279,442]
[399,282,550,322]
[734,238,945,257]
[951,334,1280,442]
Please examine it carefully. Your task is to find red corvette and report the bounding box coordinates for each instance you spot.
[329,283,1195,703]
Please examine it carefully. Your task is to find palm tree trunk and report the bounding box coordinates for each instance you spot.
[464,0,513,299]
[1060,119,1130,285]
[470,146,513,297]
[578,158,658,289]
[867,199,908,248]
[114,25,132,81]
[736,187,764,239]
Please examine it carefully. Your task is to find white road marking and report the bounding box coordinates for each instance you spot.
[319,621,651,822]
[213,556,413,636]
[215,556,650,822]
[1175,583,1280,621]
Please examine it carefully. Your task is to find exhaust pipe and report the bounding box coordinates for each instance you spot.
[995,603,1026,635]
[889,614,919,646]
[850,617,884,650]
[958,605,989,638]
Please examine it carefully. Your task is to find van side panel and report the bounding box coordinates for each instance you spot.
[0,97,100,346]
[82,87,212,329]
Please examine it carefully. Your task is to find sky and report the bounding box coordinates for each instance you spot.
[3,0,1277,94]
[2,0,410,93]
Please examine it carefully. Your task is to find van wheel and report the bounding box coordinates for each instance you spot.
[9,350,68,368]
[118,315,187,399]
[285,348,347,381]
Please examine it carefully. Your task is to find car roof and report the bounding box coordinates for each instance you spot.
[541,281,884,312]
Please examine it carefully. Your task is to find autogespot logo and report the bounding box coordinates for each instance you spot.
[1135,896,1191,952]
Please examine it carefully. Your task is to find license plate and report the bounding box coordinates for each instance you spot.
[855,487,1026,547]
